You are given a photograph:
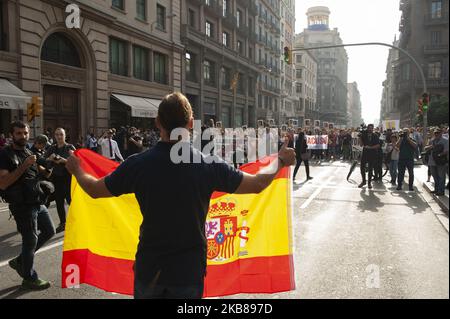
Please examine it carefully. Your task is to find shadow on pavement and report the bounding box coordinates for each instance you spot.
[358,189,384,212]
[0,285,31,299]
[390,188,429,214]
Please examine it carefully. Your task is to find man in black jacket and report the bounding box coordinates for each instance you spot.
[293,129,313,181]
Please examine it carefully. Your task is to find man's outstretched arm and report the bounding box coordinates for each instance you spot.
[235,138,296,194]
[66,152,112,199]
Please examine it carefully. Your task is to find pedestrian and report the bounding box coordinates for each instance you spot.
[127,128,144,157]
[293,130,313,181]
[359,124,380,189]
[65,92,296,299]
[98,130,124,162]
[341,130,352,161]
[0,121,55,290]
[386,134,400,185]
[45,128,76,233]
[396,128,417,191]
[86,132,98,152]
[425,128,448,196]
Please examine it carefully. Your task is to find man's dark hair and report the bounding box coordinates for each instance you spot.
[9,121,29,134]
[367,124,374,129]
[158,92,193,133]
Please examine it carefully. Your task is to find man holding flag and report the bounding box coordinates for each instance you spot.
[65,92,296,299]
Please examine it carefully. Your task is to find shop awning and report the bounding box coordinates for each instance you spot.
[0,79,31,110]
[111,94,160,118]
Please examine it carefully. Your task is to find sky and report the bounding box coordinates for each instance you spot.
[295,0,402,124]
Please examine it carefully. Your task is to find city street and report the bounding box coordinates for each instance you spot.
[0,160,448,299]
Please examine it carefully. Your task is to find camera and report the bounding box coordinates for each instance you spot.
[357,124,368,138]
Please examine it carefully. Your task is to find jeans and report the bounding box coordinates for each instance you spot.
[52,175,71,225]
[134,280,204,299]
[389,160,398,182]
[9,204,56,280]
[360,158,375,183]
[397,158,414,189]
[431,165,447,194]
[293,157,310,179]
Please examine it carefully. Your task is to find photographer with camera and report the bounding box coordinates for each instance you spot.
[396,128,417,191]
[358,124,380,189]
[44,128,76,233]
[0,121,55,290]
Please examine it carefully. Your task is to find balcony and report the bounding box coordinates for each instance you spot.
[248,2,258,16]
[257,34,266,45]
[204,0,223,18]
[223,13,237,29]
[399,0,411,12]
[416,76,449,89]
[424,12,449,26]
[236,24,249,37]
[423,44,449,55]
[248,31,258,43]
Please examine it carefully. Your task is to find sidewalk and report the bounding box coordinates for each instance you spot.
[415,163,449,214]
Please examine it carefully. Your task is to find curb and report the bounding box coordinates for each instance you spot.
[422,181,449,215]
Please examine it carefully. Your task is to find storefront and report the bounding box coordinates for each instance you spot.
[110,94,160,130]
[0,78,31,134]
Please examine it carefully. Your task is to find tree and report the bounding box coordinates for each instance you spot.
[427,96,449,127]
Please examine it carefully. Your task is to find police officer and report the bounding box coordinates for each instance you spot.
[359,124,381,189]
[0,121,55,290]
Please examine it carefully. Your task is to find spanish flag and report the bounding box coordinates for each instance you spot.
[62,149,295,297]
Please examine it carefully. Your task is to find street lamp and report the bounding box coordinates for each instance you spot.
[150,14,177,32]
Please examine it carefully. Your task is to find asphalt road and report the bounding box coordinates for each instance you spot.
[0,161,448,299]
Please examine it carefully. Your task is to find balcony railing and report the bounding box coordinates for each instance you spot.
[424,11,449,25]
[204,0,222,17]
[423,44,449,55]
[223,13,237,28]
[416,76,449,89]
[248,2,258,16]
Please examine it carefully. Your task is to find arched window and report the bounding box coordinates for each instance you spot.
[41,33,81,67]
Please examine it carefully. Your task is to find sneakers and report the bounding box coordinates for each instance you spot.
[396,186,402,191]
[22,278,51,290]
[55,224,65,233]
[9,257,23,278]
[307,176,314,180]
[368,183,373,189]
[358,181,366,188]
[409,187,414,191]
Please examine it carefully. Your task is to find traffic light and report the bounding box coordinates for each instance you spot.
[32,96,43,117]
[27,102,35,123]
[283,46,292,64]
[417,98,423,115]
[422,93,429,111]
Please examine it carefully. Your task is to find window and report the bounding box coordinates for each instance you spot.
[204,60,215,86]
[431,31,442,45]
[156,4,166,30]
[223,0,228,17]
[431,1,442,18]
[186,52,197,82]
[248,77,254,97]
[236,10,242,27]
[42,33,81,67]
[296,54,302,64]
[237,40,243,55]
[206,21,213,38]
[136,0,146,20]
[401,63,410,80]
[221,67,231,90]
[133,45,149,81]
[154,52,168,84]
[189,9,196,28]
[296,83,302,94]
[237,73,245,94]
[428,61,442,79]
[112,0,124,10]
[221,104,231,128]
[296,69,302,79]
[223,32,229,47]
[110,38,127,75]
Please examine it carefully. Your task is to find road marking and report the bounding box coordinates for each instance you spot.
[0,240,64,268]
[300,174,337,209]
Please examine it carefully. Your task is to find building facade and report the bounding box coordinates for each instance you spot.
[347,82,362,128]
[181,0,259,128]
[0,0,183,142]
[296,6,348,126]
[255,0,281,125]
[293,36,318,127]
[380,37,400,122]
[395,0,449,127]
[279,0,296,125]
